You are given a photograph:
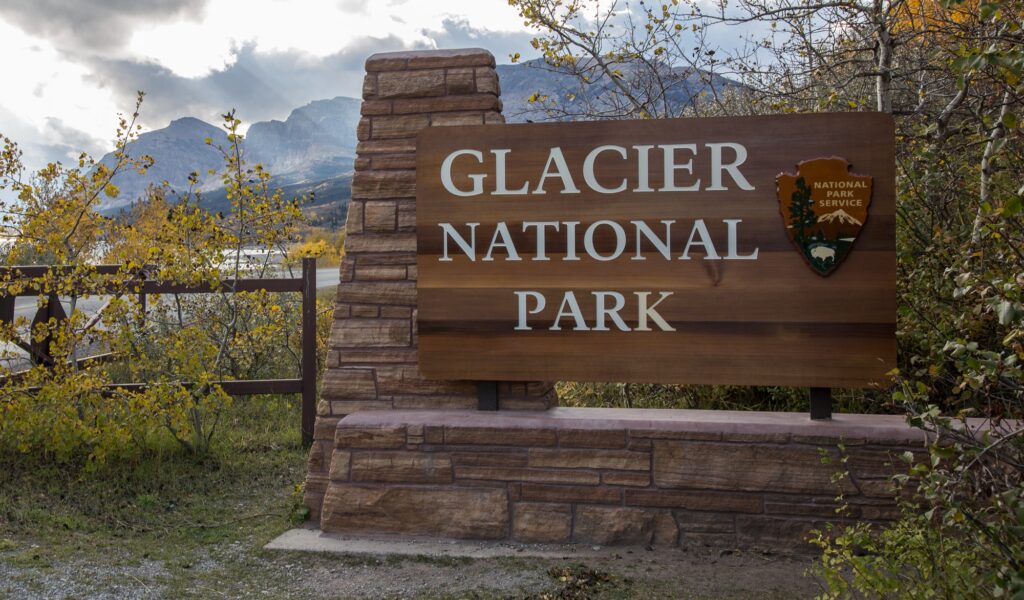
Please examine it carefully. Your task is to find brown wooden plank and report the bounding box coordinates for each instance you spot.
[415,113,896,388]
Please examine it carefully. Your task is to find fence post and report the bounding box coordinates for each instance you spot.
[301,257,317,447]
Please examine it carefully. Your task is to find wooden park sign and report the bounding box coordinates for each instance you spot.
[415,113,896,388]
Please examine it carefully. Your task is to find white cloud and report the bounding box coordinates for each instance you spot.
[125,0,532,79]
[0,20,117,158]
[0,0,537,171]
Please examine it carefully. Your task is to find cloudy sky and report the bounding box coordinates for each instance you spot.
[0,0,541,171]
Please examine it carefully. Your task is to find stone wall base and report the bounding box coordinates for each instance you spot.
[317,408,924,554]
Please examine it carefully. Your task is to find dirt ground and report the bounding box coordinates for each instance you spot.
[0,538,820,599]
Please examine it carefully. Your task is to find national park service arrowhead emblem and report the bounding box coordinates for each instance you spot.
[776,157,872,276]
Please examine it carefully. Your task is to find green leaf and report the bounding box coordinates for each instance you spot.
[1003,195,1022,216]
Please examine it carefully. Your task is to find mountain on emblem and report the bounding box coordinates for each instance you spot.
[776,157,873,276]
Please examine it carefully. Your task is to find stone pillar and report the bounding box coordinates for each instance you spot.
[304,49,557,520]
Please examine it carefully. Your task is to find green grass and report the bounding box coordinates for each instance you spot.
[0,395,309,597]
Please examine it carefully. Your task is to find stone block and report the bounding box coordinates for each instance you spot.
[313,417,340,442]
[676,511,736,534]
[321,368,377,400]
[344,234,418,254]
[792,434,866,446]
[847,446,912,479]
[361,99,391,116]
[336,425,407,449]
[370,114,430,139]
[339,259,355,282]
[574,506,654,545]
[392,94,501,115]
[356,117,371,141]
[431,111,483,127]
[345,201,364,234]
[357,253,416,266]
[364,55,407,72]
[337,348,419,365]
[378,69,445,98]
[357,138,417,154]
[625,489,763,514]
[601,471,651,487]
[380,306,412,318]
[328,400,393,415]
[653,441,856,495]
[362,73,377,97]
[455,466,600,485]
[528,448,649,471]
[425,426,444,444]
[484,112,505,124]
[370,154,416,170]
[332,319,411,348]
[336,281,417,306]
[512,502,572,543]
[723,432,792,444]
[391,395,477,410]
[631,429,723,441]
[856,477,900,499]
[363,201,397,232]
[321,484,509,539]
[453,451,528,468]
[376,365,476,396]
[350,304,379,317]
[397,201,416,232]
[475,68,500,95]
[628,438,653,451]
[355,265,407,281]
[558,429,626,448]
[352,170,416,200]
[446,68,476,94]
[445,426,557,447]
[307,439,328,472]
[520,484,622,505]
[652,512,679,547]
[328,450,351,481]
[764,499,846,519]
[735,516,820,555]
[351,451,453,483]
[406,48,495,69]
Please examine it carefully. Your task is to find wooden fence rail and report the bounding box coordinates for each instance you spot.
[0,257,319,446]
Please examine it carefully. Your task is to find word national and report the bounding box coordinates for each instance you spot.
[438,219,759,262]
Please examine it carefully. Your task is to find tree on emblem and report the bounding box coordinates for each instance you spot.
[789,177,818,250]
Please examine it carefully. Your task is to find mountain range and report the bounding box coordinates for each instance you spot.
[97,59,735,224]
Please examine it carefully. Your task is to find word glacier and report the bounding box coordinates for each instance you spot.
[440,144,755,196]
[438,219,759,262]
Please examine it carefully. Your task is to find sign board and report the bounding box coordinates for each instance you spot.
[416,113,896,388]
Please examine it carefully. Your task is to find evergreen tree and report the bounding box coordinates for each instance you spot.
[789,177,817,248]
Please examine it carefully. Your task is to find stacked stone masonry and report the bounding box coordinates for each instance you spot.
[305,48,557,519]
[306,47,927,552]
[319,409,926,554]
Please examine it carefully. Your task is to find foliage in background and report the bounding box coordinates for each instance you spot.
[0,96,323,464]
[556,381,890,413]
[510,0,1023,595]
